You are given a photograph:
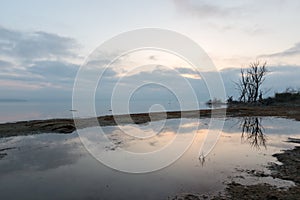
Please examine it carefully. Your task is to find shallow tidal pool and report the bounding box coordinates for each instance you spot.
[0,117,299,200]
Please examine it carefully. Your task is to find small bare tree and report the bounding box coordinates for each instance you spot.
[237,68,248,102]
[236,61,268,103]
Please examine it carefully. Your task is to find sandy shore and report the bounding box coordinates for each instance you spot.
[213,143,300,200]
[0,105,300,138]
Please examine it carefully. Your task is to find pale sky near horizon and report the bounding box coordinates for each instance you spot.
[0,0,300,100]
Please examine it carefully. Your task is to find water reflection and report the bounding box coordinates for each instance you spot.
[240,117,267,149]
[0,117,299,200]
[199,153,206,166]
[0,133,83,173]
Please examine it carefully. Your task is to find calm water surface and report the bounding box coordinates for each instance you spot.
[0,117,299,199]
[0,100,220,123]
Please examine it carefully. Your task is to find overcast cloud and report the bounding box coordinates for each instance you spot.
[0,0,299,102]
[0,25,299,101]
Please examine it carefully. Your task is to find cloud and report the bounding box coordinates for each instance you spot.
[258,42,300,66]
[262,42,300,58]
[0,60,13,68]
[83,63,293,102]
[0,80,44,90]
[264,65,300,90]
[0,25,298,102]
[172,0,242,18]
[95,65,208,101]
[0,26,81,97]
[175,67,201,79]
[171,0,269,35]
[27,61,78,83]
[0,26,79,61]
[0,61,79,92]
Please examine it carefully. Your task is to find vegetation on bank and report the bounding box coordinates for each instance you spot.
[273,88,300,102]
[207,61,299,106]
[227,89,300,106]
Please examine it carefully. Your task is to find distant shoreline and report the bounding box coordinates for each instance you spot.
[0,99,27,103]
[0,104,299,138]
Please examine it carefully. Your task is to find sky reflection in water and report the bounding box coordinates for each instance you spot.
[0,117,299,200]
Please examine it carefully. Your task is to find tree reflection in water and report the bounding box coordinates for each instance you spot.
[199,117,266,165]
[240,117,267,149]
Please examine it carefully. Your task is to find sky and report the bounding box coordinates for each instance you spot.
[0,0,300,101]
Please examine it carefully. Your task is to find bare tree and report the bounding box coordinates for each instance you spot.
[237,61,268,103]
[236,68,248,102]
